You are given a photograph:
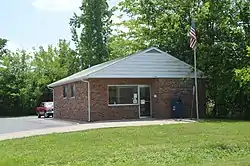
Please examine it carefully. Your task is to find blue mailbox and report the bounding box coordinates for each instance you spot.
[171,97,183,118]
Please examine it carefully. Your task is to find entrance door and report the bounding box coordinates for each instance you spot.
[139,86,151,117]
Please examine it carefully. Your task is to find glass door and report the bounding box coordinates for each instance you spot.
[139,86,151,117]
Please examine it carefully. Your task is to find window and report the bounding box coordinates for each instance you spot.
[108,86,138,105]
[63,86,67,98]
[71,84,76,98]
[44,102,53,107]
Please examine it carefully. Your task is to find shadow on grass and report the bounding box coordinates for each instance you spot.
[197,118,250,123]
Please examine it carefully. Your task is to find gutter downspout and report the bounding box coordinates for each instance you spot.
[47,86,54,119]
[81,79,91,122]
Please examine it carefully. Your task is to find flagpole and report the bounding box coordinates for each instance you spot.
[194,47,199,120]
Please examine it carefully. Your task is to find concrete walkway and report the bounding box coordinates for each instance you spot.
[0,119,195,141]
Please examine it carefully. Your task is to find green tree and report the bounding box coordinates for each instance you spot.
[0,50,33,116]
[0,38,7,56]
[32,40,79,105]
[0,38,8,68]
[235,47,250,91]
[0,39,78,116]
[112,0,250,118]
[70,0,112,69]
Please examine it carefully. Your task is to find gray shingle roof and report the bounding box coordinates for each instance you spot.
[48,47,203,87]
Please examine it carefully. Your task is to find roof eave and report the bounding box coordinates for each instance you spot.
[48,76,89,88]
[87,75,204,79]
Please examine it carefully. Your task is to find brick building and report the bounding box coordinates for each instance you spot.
[48,47,206,121]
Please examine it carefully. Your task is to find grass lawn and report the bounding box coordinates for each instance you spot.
[0,121,250,166]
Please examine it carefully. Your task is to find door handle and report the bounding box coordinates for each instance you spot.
[140,100,146,104]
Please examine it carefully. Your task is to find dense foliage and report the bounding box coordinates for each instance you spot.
[235,47,250,92]
[70,0,112,69]
[0,39,79,116]
[0,38,7,57]
[0,0,249,118]
[109,0,250,119]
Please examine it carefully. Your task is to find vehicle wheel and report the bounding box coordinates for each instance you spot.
[44,113,48,118]
[38,114,41,118]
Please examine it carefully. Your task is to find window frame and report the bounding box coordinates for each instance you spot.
[108,85,139,106]
[63,86,68,99]
[70,84,76,98]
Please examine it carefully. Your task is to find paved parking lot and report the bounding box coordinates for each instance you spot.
[0,118,195,141]
[0,116,77,134]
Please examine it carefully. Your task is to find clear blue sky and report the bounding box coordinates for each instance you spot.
[0,0,120,51]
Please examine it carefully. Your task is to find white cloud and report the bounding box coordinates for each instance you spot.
[32,0,81,12]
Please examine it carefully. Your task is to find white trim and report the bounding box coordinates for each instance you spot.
[49,75,203,88]
[87,75,203,79]
[107,85,139,106]
[139,85,151,88]
[107,84,152,119]
[108,84,140,87]
[150,88,153,117]
[48,87,55,119]
[138,85,152,118]
[53,89,55,119]
[138,86,141,118]
[108,104,139,107]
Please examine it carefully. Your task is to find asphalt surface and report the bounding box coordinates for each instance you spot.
[0,119,195,141]
[0,116,76,134]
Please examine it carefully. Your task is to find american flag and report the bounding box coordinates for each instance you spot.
[190,19,197,49]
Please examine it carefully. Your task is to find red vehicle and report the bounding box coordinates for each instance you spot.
[36,102,54,118]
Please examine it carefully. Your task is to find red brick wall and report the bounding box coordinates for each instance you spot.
[54,81,88,121]
[151,79,205,119]
[53,78,206,121]
[89,79,153,121]
[89,78,206,121]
